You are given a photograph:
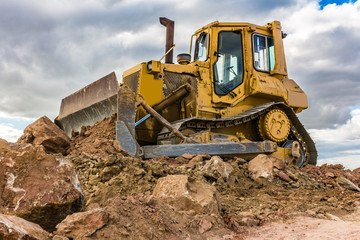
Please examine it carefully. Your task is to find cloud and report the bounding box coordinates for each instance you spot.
[309,108,360,170]
[310,108,360,143]
[283,1,360,129]
[1,0,360,169]
[0,124,23,143]
[0,0,305,120]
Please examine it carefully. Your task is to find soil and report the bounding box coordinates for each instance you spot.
[62,115,360,239]
[245,210,360,240]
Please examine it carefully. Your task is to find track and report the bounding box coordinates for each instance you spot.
[158,102,317,165]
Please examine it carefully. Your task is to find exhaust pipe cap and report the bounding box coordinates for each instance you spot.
[177,53,191,65]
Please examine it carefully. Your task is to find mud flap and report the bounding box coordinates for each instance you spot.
[116,85,142,157]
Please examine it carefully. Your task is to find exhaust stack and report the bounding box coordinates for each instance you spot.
[159,17,174,64]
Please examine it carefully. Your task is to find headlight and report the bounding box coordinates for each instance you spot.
[146,60,160,74]
[147,61,152,72]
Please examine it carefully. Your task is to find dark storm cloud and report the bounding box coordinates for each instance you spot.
[0,0,358,128]
[289,26,360,129]
[1,0,302,119]
[0,0,167,118]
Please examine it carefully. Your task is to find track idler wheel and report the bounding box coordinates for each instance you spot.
[259,109,291,143]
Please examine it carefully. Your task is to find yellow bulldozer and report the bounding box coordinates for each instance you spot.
[55,18,317,167]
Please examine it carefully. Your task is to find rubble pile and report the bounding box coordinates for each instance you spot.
[302,164,360,189]
[1,115,360,239]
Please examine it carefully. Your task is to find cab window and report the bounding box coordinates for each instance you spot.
[253,34,275,72]
[213,31,244,95]
[194,32,208,61]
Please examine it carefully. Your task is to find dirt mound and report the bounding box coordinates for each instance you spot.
[62,116,360,236]
[86,196,235,239]
[3,115,360,239]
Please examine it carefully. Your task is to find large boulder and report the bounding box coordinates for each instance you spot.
[248,154,274,180]
[152,175,220,215]
[0,141,82,232]
[17,116,70,155]
[54,208,108,239]
[0,214,49,240]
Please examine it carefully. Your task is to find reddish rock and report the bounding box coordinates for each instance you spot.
[55,208,108,238]
[17,116,70,155]
[0,214,49,240]
[248,154,274,180]
[186,155,203,169]
[277,170,292,182]
[0,138,8,149]
[153,175,220,215]
[181,153,196,159]
[271,157,285,170]
[0,143,82,231]
[197,152,211,159]
[202,156,234,181]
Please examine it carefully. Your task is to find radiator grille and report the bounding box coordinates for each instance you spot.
[163,71,197,97]
[123,70,140,93]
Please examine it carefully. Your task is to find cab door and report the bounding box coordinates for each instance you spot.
[211,28,245,104]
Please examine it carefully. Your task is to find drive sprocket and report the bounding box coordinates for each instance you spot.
[258,109,290,143]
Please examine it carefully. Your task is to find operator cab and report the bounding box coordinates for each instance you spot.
[192,21,286,99]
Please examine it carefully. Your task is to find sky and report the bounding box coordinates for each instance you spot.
[0,0,359,169]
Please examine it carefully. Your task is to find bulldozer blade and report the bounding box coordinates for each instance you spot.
[55,72,118,136]
[116,85,141,157]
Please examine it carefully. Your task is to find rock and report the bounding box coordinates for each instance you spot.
[337,176,360,191]
[153,175,220,215]
[52,235,69,240]
[198,219,212,234]
[100,165,121,182]
[113,140,122,152]
[0,144,82,232]
[270,157,285,170]
[198,153,211,159]
[248,154,274,180]
[181,153,196,159]
[17,116,70,155]
[202,156,234,181]
[325,172,335,178]
[0,138,9,149]
[55,208,108,238]
[325,213,342,221]
[277,170,292,182]
[227,215,260,227]
[286,169,299,181]
[186,155,203,169]
[234,157,247,165]
[0,214,49,240]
